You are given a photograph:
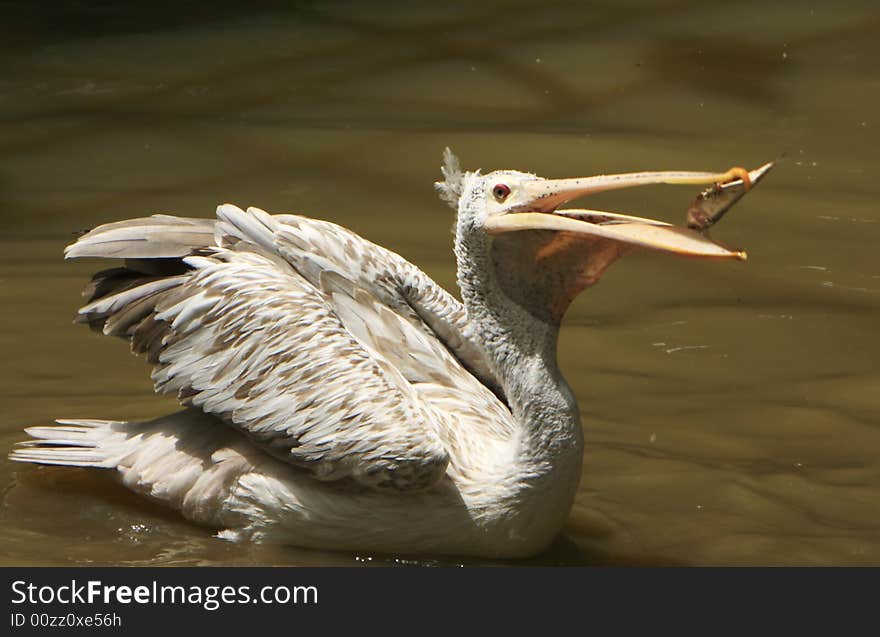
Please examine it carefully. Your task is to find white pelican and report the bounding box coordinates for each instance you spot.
[10,150,769,558]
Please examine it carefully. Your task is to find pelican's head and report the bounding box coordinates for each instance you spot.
[436,148,763,325]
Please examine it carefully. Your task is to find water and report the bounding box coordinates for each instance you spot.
[1,0,878,566]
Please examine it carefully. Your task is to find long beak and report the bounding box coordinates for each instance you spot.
[485,165,766,261]
[517,167,752,213]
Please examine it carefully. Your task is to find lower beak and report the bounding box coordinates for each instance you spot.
[484,165,768,261]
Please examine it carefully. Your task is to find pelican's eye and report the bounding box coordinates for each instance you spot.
[492,183,511,201]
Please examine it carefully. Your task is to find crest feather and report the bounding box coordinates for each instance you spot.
[434,147,464,210]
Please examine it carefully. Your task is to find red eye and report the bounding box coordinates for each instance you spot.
[492,183,511,201]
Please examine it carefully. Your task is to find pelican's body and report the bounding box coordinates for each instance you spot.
[10,151,767,558]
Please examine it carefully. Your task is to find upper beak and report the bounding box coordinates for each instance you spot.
[484,165,771,261]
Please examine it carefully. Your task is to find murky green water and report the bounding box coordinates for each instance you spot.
[1,1,878,566]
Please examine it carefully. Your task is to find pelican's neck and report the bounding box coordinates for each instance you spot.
[454,230,583,470]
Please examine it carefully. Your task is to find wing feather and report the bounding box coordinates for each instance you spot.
[66,215,216,259]
[64,204,519,492]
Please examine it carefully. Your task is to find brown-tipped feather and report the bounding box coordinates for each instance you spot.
[65,215,216,260]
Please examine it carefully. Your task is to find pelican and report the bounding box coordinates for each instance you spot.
[10,150,769,559]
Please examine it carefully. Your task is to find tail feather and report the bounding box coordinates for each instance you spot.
[10,420,122,468]
[9,411,258,529]
[10,448,110,467]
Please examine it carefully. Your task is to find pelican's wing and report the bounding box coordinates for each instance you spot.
[269,214,500,392]
[67,205,491,492]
